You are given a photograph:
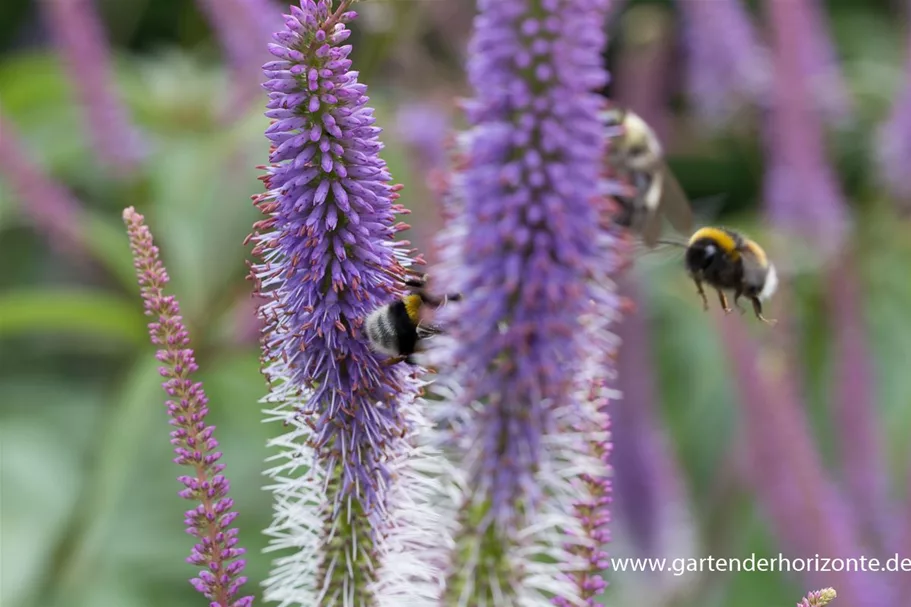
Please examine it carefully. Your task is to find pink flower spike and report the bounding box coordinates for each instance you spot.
[123,207,253,607]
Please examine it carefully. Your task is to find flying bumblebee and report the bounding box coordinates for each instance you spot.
[678,226,779,325]
[364,274,461,365]
[600,106,693,246]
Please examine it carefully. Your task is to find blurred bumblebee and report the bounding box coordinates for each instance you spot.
[601,106,693,246]
[364,275,461,365]
[679,227,779,325]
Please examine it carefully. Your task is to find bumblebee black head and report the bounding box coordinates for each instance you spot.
[685,228,739,270]
[684,238,720,273]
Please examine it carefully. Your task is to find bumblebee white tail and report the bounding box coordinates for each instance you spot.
[760,264,779,301]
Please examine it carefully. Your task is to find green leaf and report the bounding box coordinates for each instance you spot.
[26,358,166,607]
[0,288,147,345]
[0,382,100,607]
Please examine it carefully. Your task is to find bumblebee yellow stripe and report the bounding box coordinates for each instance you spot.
[742,239,768,267]
[403,294,422,325]
[688,227,738,256]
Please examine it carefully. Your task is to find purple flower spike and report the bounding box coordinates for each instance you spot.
[123,208,252,607]
[827,258,890,549]
[763,0,850,251]
[425,0,619,603]
[797,0,853,126]
[720,317,881,607]
[612,277,695,565]
[41,0,145,173]
[797,587,838,607]
[0,111,87,254]
[196,0,280,117]
[249,2,443,605]
[679,0,771,128]
[395,100,451,172]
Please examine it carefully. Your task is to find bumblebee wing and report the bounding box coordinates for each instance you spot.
[630,238,687,264]
[742,227,845,284]
[638,169,664,247]
[740,247,769,287]
[641,208,663,247]
[656,163,693,235]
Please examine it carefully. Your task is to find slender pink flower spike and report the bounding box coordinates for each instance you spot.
[123,207,253,607]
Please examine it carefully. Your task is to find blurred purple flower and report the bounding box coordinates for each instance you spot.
[123,207,252,607]
[196,0,281,117]
[827,257,891,549]
[678,0,771,128]
[611,277,695,562]
[763,0,850,251]
[40,0,145,173]
[798,0,853,125]
[876,21,911,211]
[425,0,618,603]
[612,4,675,139]
[395,100,451,172]
[0,111,86,252]
[721,316,882,607]
[248,2,442,604]
[797,587,838,607]
[394,99,453,264]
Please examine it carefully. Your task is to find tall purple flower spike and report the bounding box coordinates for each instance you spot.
[827,258,891,550]
[249,2,443,605]
[41,0,145,173]
[721,316,883,607]
[123,207,253,607]
[196,0,280,117]
[765,2,891,589]
[611,278,695,567]
[424,0,619,604]
[798,0,854,125]
[763,0,850,253]
[0,111,87,253]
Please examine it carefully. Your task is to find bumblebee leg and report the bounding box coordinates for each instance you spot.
[750,297,778,326]
[694,279,709,311]
[380,355,407,366]
[733,289,747,315]
[716,289,732,314]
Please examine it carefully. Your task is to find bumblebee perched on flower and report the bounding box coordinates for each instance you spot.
[682,227,778,325]
[600,106,693,246]
[364,275,461,365]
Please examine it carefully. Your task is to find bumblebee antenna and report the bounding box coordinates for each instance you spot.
[654,239,687,248]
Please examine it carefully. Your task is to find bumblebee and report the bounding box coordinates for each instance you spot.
[682,227,778,325]
[601,106,693,246]
[364,275,461,365]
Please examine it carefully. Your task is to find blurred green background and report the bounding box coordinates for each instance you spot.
[1,1,910,606]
